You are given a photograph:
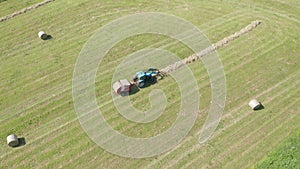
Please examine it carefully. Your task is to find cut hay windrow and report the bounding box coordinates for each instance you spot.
[160,20,262,74]
[0,0,55,22]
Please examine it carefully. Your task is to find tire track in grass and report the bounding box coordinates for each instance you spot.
[0,1,280,92]
[0,10,247,125]
[34,129,93,168]
[160,19,262,74]
[224,40,285,75]
[241,108,300,169]
[6,119,87,167]
[0,5,248,88]
[2,24,286,169]
[28,130,88,167]
[1,78,185,164]
[0,0,246,168]
[145,69,300,169]
[40,95,183,168]
[55,78,192,168]
[2,117,81,167]
[0,10,152,127]
[181,79,300,168]
[214,72,299,138]
[208,88,300,168]
[0,4,143,65]
[0,9,129,83]
[221,0,300,24]
[1,76,181,160]
[223,101,300,168]
[1,0,198,61]
[98,14,262,137]
[58,3,298,168]
[218,8,290,58]
[139,47,284,169]
[59,82,204,168]
[0,96,73,154]
[0,0,55,22]
[223,105,299,169]
[0,8,248,105]
[142,39,285,167]
[0,4,284,168]
[60,145,100,168]
[87,11,249,75]
[197,106,296,168]
[0,80,71,123]
[182,87,300,169]
[220,23,287,76]
[221,14,288,58]
[84,29,290,168]
[1,17,187,120]
[218,40,287,111]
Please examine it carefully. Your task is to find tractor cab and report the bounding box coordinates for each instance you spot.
[133,68,160,88]
[112,68,163,96]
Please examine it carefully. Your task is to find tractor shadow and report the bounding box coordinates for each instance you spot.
[143,79,157,88]
[128,75,164,96]
[129,84,140,95]
[14,137,26,148]
[128,78,159,95]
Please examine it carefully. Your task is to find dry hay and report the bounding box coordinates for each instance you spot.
[160,20,262,74]
[0,0,55,22]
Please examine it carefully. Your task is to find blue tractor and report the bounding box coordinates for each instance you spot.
[132,68,162,88]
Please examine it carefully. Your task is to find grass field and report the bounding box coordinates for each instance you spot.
[255,130,300,168]
[1,0,299,168]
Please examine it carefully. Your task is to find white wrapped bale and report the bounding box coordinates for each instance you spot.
[248,99,262,110]
[7,134,19,147]
[38,31,48,40]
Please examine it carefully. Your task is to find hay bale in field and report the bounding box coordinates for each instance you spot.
[7,134,19,147]
[248,99,263,110]
[38,31,48,40]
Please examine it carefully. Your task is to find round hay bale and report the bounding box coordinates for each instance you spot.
[248,99,262,110]
[7,134,19,147]
[38,31,48,40]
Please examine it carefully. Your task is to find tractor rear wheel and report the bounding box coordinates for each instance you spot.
[149,77,157,84]
[138,82,145,88]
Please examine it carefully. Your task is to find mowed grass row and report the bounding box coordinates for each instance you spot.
[139,6,300,167]
[1,0,300,168]
[0,0,238,167]
[0,0,282,164]
[0,1,286,167]
[0,0,44,17]
[0,0,237,145]
[0,0,231,124]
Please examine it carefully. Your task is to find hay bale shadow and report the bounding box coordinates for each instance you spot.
[16,137,26,147]
[46,35,53,40]
[254,104,264,111]
[42,35,52,40]
[41,34,53,40]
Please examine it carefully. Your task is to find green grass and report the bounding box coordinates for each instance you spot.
[0,0,299,168]
[254,131,300,169]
